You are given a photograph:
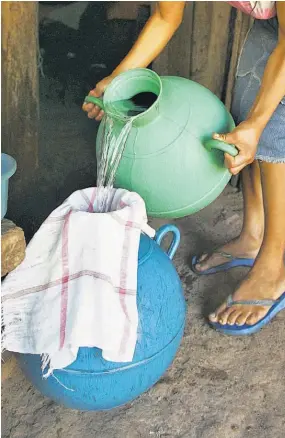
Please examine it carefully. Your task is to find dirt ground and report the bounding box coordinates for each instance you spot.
[2,77,285,438]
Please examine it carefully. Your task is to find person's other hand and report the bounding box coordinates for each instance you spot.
[82,75,114,121]
[213,119,262,175]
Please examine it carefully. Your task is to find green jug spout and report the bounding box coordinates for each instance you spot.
[84,95,105,110]
[204,139,238,157]
[84,69,162,124]
[84,95,153,118]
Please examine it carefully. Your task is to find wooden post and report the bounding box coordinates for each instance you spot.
[190,2,232,98]
[2,1,39,180]
[224,10,253,109]
[1,1,39,235]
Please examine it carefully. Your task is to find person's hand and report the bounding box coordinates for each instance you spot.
[213,119,263,175]
[82,75,114,121]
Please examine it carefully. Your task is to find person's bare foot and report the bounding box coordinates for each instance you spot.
[209,262,285,326]
[194,234,262,273]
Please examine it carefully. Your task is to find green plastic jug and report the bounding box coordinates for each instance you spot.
[85,68,238,218]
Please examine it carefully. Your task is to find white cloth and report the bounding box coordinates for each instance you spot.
[2,188,155,375]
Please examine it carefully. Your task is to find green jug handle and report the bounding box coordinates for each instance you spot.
[204,139,238,157]
[84,95,105,111]
[154,224,180,260]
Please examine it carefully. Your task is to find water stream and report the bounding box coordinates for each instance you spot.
[94,91,157,212]
[95,114,133,212]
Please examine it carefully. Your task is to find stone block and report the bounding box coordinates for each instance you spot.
[1,219,26,277]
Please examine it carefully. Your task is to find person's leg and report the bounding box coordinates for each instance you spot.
[209,162,285,326]
[194,160,264,272]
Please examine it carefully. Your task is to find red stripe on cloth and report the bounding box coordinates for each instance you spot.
[2,270,136,303]
[59,210,72,349]
[44,212,71,225]
[88,188,97,212]
[119,200,127,209]
[118,215,135,357]
[80,190,92,209]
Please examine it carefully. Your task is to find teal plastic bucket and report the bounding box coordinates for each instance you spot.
[1,153,17,219]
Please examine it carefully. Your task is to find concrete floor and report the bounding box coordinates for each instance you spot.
[2,79,285,438]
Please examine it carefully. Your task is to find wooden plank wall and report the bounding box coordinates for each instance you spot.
[2,1,39,236]
[2,1,39,181]
[152,2,253,109]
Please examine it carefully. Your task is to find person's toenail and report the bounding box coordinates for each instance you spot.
[246,316,256,325]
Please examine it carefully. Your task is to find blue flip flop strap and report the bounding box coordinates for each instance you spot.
[196,250,253,266]
[227,295,277,307]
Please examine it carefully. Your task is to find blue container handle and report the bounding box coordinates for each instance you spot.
[154,224,180,260]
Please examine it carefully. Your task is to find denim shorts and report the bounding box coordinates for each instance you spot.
[231,18,285,163]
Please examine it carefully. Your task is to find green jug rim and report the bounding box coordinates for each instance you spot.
[104,68,162,122]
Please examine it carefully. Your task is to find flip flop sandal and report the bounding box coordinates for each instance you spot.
[191,251,255,276]
[209,292,285,335]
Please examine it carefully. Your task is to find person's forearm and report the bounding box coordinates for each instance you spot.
[112,4,184,76]
[247,41,285,130]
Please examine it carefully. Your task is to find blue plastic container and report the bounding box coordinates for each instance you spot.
[16,225,186,411]
[1,153,17,219]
